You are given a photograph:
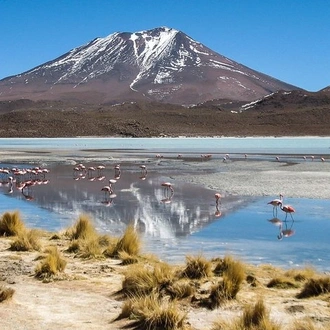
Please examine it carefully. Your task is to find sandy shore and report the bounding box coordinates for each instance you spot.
[1,148,330,329]
[173,158,330,199]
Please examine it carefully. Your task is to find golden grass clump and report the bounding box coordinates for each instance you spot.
[78,237,103,259]
[35,246,67,279]
[297,276,330,298]
[118,250,139,265]
[122,262,174,297]
[267,276,299,289]
[0,285,15,302]
[284,267,316,282]
[64,214,107,259]
[166,280,195,300]
[181,254,212,279]
[212,299,280,330]
[104,224,141,259]
[0,211,26,236]
[213,255,235,276]
[292,317,321,330]
[122,264,159,296]
[67,214,98,240]
[208,257,245,309]
[9,229,41,251]
[117,293,186,330]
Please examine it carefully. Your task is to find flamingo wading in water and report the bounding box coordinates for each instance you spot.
[215,193,221,206]
[267,194,283,217]
[279,202,295,221]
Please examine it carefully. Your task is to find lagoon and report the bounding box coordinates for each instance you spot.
[0,137,330,272]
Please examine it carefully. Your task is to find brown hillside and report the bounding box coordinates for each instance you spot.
[0,95,330,137]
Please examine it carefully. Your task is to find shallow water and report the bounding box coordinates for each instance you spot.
[1,136,330,155]
[0,137,330,272]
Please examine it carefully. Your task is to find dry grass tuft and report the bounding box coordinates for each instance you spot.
[118,293,186,330]
[104,224,141,259]
[66,239,80,253]
[64,214,106,258]
[0,285,15,302]
[122,262,174,297]
[35,246,67,279]
[166,280,195,300]
[66,214,98,240]
[267,276,299,289]
[285,267,316,282]
[213,255,235,276]
[208,257,245,309]
[181,254,212,279]
[118,250,139,265]
[212,299,280,330]
[78,237,103,259]
[292,317,319,330]
[9,229,41,251]
[122,264,158,296]
[297,276,330,298]
[0,211,26,236]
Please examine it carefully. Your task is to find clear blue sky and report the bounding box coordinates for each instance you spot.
[1,0,329,91]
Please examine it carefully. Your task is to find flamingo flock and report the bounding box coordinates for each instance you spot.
[0,166,50,200]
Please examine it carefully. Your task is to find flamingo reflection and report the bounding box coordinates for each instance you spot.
[21,181,35,201]
[101,185,116,205]
[277,219,295,240]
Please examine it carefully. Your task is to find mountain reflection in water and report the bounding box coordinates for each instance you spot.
[1,161,330,272]
[0,162,250,238]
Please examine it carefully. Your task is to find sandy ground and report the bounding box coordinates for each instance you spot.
[1,149,330,329]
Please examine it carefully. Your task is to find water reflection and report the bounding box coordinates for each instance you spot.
[268,217,296,240]
[278,220,295,240]
[0,163,246,238]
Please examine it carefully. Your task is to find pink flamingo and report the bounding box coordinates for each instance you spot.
[215,193,221,206]
[279,202,295,221]
[161,182,174,198]
[267,194,283,216]
[139,165,148,180]
[161,182,173,191]
[97,165,105,176]
[140,165,147,175]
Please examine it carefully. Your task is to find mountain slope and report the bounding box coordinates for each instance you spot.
[0,27,298,105]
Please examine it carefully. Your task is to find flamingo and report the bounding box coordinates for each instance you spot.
[267,194,283,216]
[140,165,147,175]
[215,193,221,206]
[161,182,173,191]
[101,186,113,198]
[114,164,121,179]
[109,179,117,189]
[161,182,174,198]
[97,165,105,176]
[279,202,295,221]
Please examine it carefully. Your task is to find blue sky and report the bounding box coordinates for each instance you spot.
[1,0,329,91]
